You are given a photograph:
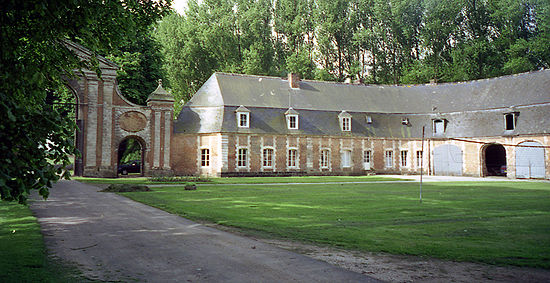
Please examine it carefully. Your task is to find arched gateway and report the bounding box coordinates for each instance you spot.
[66,42,174,177]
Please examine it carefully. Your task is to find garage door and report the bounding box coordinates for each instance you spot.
[434,144,463,176]
[516,141,545,178]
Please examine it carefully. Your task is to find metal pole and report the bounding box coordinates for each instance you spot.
[420,126,425,203]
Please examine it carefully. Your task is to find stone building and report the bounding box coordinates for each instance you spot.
[68,42,549,179]
[172,71,550,179]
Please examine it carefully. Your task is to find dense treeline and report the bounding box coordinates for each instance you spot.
[155,0,550,107]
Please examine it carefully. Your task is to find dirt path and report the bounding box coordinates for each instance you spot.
[257,238,550,283]
[30,180,378,282]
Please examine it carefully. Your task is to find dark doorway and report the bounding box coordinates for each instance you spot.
[484,144,507,176]
[117,138,143,176]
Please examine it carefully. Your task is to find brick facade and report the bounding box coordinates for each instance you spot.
[170,133,550,178]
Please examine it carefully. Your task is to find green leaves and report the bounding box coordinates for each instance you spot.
[1,0,171,203]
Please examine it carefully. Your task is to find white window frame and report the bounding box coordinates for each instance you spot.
[433,119,445,134]
[416,150,423,168]
[338,111,352,132]
[385,150,393,168]
[287,115,298,130]
[200,148,210,167]
[262,147,274,168]
[237,147,248,168]
[238,112,250,128]
[504,112,518,131]
[342,149,352,168]
[400,150,408,167]
[341,117,351,131]
[366,115,373,124]
[363,150,372,170]
[320,149,330,169]
[287,148,298,168]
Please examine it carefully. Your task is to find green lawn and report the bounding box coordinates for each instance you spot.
[119,181,550,268]
[74,175,410,184]
[0,202,77,282]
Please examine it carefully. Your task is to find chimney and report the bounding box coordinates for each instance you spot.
[289,73,300,89]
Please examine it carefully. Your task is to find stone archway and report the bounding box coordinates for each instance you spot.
[117,137,145,176]
[64,41,174,177]
[483,144,507,177]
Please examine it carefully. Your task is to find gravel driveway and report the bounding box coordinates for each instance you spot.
[30,180,380,282]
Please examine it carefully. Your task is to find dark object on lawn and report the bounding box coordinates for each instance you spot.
[184,182,197,190]
[118,160,141,175]
[101,184,151,192]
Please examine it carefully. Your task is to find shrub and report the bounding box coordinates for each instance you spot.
[147,175,211,183]
[184,182,197,191]
[101,184,151,192]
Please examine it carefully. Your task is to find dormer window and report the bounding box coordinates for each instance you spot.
[235,105,250,128]
[285,108,299,130]
[366,115,373,124]
[504,112,518,130]
[433,119,446,135]
[339,111,352,132]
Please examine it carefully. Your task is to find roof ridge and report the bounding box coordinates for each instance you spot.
[213,69,550,89]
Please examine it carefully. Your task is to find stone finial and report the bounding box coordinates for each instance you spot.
[147,78,174,104]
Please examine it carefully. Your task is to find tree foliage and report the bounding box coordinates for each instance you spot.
[157,0,549,102]
[107,32,166,105]
[0,0,171,203]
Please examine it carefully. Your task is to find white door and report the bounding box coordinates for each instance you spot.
[433,144,463,176]
[516,141,545,178]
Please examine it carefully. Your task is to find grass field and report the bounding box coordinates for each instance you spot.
[0,202,76,282]
[119,181,550,268]
[74,175,410,184]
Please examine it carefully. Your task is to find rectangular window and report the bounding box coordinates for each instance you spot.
[342,150,352,168]
[201,148,210,167]
[416,150,423,167]
[237,148,248,167]
[238,113,249,128]
[262,148,273,167]
[433,119,445,134]
[504,113,515,130]
[288,115,298,129]
[320,149,330,168]
[385,151,393,168]
[366,115,373,124]
[288,149,297,167]
[342,117,351,131]
[400,150,408,167]
[363,150,372,170]
[363,150,371,164]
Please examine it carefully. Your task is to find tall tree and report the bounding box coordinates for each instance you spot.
[0,0,171,204]
[107,31,166,105]
[315,0,359,81]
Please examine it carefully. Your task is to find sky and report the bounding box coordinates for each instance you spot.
[171,0,188,14]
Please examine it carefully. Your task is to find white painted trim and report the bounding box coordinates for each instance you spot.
[287,147,299,169]
[261,146,275,169]
[237,112,250,128]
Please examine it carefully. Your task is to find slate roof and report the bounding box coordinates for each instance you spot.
[174,70,550,138]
